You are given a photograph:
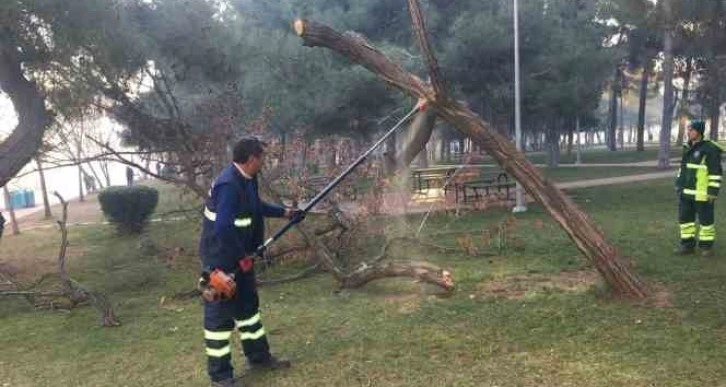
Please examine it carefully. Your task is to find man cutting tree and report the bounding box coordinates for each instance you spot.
[197,137,304,387]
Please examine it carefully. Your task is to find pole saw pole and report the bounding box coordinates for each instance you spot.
[254,100,426,257]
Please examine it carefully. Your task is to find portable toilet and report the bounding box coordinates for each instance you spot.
[9,190,26,209]
[23,190,35,208]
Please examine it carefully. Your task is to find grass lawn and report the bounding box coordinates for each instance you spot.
[2,178,726,386]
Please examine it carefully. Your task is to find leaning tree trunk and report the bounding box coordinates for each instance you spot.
[658,0,675,169]
[637,67,649,151]
[294,11,648,298]
[0,37,51,188]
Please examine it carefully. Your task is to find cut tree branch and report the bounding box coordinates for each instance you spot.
[407,0,447,97]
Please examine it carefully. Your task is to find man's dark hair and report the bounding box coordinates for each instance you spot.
[233,137,267,163]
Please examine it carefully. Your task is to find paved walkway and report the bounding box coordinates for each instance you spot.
[556,171,674,190]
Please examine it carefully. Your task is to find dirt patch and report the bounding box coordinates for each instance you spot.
[477,270,600,300]
[641,282,673,308]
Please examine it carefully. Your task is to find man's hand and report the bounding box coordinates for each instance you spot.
[285,208,306,224]
[708,195,717,203]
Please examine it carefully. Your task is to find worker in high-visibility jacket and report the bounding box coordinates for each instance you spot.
[675,120,723,257]
[198,137,303,387]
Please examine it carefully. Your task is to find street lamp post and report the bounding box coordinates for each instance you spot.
[513,0,527,213]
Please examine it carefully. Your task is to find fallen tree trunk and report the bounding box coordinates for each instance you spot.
[293,13,648,298]
[340,262,453,290]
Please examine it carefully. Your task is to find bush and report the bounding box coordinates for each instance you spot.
[98,185,159,233]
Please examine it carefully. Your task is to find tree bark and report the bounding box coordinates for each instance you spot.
[294,18,648,298]
[608,67,620,151]
[637,67,649,151]
[658,0,675,169]
[675,58,693,146]
[710,99,721,141]
[2,185,19,235]
[395,109,436,170]
[0,38,51,188]
[35,158,52,219]
[78,164,85,202]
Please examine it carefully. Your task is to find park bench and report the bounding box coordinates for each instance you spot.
[461,172,515,203]
[300,175,330,202]
[441,167,480,202]
[301,175,359,202]
[411,167,457,193]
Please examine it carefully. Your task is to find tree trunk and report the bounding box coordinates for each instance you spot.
[395,109,436,170]
[607,68,620,151]
[658,1,675,169]
[2,185,19,235]
[295,18,648,298]
[566,123,574,157]
[35,157,52,219]
[637,66,648,151]
[676,58,693,146]
[619,94,625,149]
[710,100,721,140]
[78,165,85,202]
[547,125,560,168]
[0,38,51,188]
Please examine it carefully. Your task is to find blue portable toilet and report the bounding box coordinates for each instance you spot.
[23,190,35,208]
[9,190,26,209]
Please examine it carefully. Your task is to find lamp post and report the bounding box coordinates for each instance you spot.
[513,0,527,213]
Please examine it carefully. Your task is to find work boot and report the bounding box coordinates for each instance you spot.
[211,377,243,387]
[247,355,291,372]
[701,249,713,258]
[674,246,696,255]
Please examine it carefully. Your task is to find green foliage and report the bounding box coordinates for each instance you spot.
[98,186,159,234]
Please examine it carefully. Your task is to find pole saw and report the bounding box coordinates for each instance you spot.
[255,100,427,258]
[199,100,427,302]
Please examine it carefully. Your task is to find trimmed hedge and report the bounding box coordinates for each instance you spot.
[98,185,159,233]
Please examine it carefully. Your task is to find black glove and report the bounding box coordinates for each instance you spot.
[290,209,306,224]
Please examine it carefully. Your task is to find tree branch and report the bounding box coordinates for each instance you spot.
[407,0,447,97]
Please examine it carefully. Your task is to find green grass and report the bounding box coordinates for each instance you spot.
[3,178,726,386]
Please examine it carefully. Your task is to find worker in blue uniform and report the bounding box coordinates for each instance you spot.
[198,137,304,387]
